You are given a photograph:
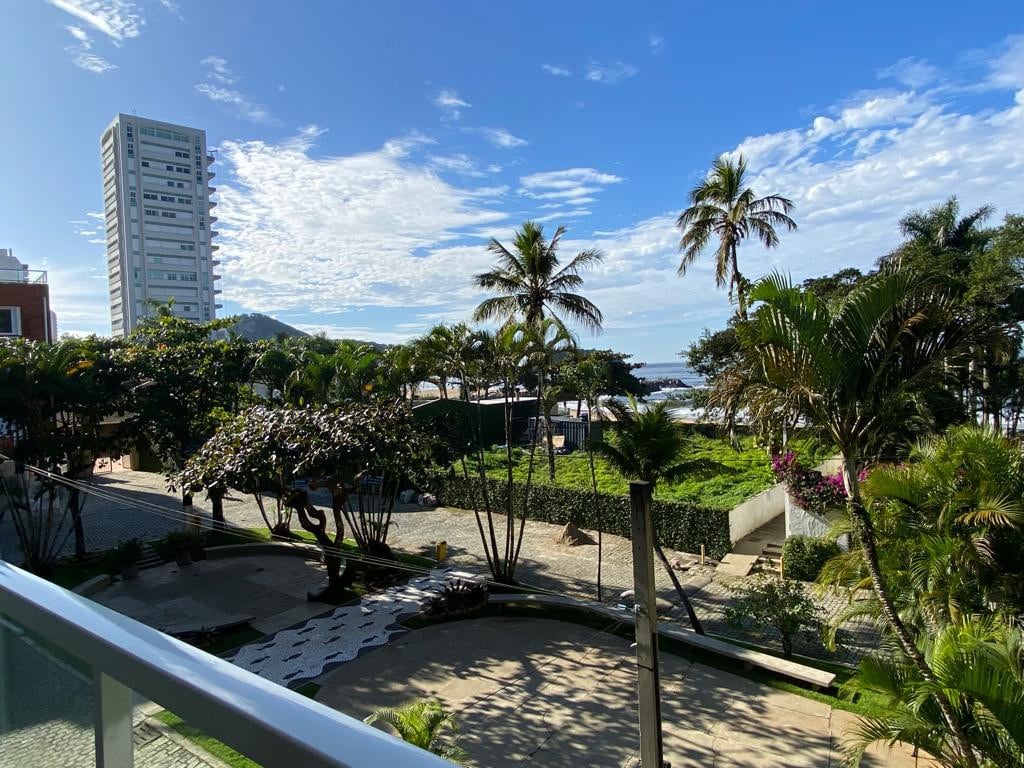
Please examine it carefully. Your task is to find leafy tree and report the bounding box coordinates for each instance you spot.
[590,395,721,632]
[684,324,741,381]
[122,314,251,518]
[714,269,984,765]
[473,220,604,333]
[181,401,426,601]
[365,701,469,766]
[801,267,866,305]
[677,154,797,319]
[725,575,825,659]
[0,337,132,562]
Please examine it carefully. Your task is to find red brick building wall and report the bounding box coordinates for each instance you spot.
[0,283,52,342]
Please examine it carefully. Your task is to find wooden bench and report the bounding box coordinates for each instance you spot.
[488,592,837,689]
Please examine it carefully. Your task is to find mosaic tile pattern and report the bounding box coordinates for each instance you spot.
[227,568,478,687]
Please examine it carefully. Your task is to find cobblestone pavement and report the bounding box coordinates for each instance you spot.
[41,470,878,664]
[228,568,477,688]
[0,613,224,768]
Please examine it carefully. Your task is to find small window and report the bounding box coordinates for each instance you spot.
[0,307,21,336]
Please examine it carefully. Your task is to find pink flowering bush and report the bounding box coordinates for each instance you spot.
[771,452,848,513]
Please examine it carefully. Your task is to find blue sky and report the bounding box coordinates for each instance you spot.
[2,2,1023,362]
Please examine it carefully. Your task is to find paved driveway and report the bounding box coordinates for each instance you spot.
[316,617,928,767]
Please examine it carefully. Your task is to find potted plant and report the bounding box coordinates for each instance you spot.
[112,538,143,580]
[164,529,204,566]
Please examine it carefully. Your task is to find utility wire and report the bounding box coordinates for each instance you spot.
[2,455,641,605]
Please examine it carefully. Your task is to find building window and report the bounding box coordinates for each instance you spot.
[0,307,22,336]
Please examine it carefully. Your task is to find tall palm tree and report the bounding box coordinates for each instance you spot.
[474,221,603,481]
[473,221,604,333]
[677,155,797,319]
[365,701,469,765]
[714,269,983,767]
[591,395,717,634]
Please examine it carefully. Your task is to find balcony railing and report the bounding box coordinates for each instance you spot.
[0,269,47,285]
[0,562,450,768]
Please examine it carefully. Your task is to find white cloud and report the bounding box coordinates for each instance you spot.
[195,57,275,124]
[427,153,501,177]
[200,55,235,84]
[66,24,90,42]
[649,35,664,55]
[434,89,472,119]
[876,56,938,88]
[46,0,144,42]
[292,324,421,345]
[519,168,623,211]
[62,23,117,73]
[585,60,638,85]
[542,64,571,77]
[584,36,1024,350]
[213,127,511,314]
[465,127,529,148]
[69,48,118,73]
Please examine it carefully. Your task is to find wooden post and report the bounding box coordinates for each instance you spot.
[630,481,664,768]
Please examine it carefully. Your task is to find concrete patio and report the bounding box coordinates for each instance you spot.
[316,616,931,767]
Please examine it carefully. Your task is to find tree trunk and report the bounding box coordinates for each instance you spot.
[654,541,704,634]
[210,490,224,528]
[70,487,86,561]
[842,462,979,768]
[544,411,556,482]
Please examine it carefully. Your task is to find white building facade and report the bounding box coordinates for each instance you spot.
[101,114,220,336]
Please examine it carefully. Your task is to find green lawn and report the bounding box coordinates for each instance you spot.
[480,435,828,509]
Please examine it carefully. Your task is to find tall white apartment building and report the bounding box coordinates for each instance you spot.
[101,114,220,336]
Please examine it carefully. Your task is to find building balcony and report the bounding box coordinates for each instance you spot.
[215,303,223,309]
[206,154,215,165]
[211,230,220,239]
[0,562,447,768]
[208,200,217,209]
[0,269,47,285]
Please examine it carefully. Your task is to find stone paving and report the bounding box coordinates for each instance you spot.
[227,568,476,688]
[0,610,224,768]
[319,617,933,767]
[33,469,877,664]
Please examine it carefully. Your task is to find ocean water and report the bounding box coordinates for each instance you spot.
[633,362,704,387]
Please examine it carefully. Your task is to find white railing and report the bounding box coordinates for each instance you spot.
[0,562,451,768]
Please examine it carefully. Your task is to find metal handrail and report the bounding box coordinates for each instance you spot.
[0,562,450,768]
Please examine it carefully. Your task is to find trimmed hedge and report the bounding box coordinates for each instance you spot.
[781,535,840,582]
[431,474,731,560]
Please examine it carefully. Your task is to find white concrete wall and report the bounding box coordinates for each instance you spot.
[727,455,844,545]
[728,483,786,543]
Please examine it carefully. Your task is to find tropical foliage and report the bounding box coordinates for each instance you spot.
[725,575,825,659]
[365,701,469,765]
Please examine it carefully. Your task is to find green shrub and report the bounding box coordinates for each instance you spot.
[782,535,840,582]
[725,575,825,658]
[110,538,143,568]
[153,529,206,562]
[430,473,731,559]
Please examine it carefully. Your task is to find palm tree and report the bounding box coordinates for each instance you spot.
[474,221,603,482]
[896,196,993,255]
[364,701,469,765]
[840,617,1024,767]
[677,155,797,319]
[591,395,717,633]
[714,269,983,766]
[473,221,604,333]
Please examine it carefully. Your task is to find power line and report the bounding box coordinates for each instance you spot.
[1,456,634,604]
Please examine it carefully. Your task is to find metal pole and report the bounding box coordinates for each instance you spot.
[629,481,664,768]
